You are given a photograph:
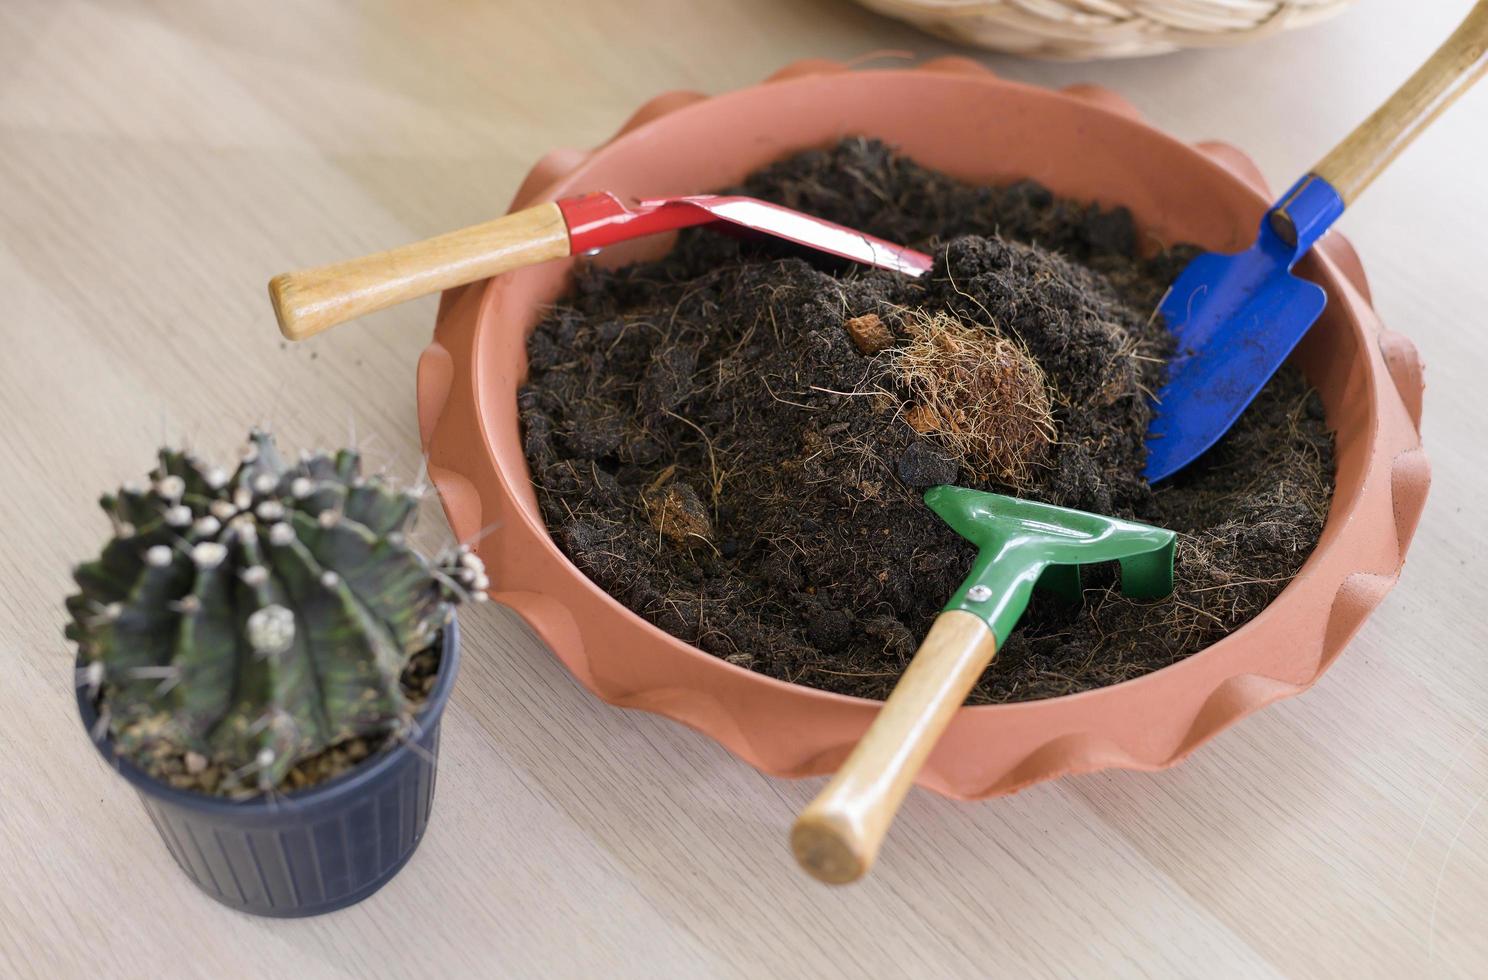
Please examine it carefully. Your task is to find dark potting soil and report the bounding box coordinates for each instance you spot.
[519,139,1334,703]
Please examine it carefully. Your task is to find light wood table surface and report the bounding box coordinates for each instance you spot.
[3,1,1485,976]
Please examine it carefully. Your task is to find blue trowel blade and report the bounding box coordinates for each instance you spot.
[1143,175,1345,483]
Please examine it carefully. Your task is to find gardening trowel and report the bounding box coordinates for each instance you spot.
[791,487,1175,884]
[1144,1,1488,482]
[270,192,932,341]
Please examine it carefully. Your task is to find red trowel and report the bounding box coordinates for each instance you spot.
[270,192,933,341]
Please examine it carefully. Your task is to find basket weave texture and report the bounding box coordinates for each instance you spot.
[853,0,1355,59]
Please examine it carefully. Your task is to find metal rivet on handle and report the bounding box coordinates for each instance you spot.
[966,585,992,602]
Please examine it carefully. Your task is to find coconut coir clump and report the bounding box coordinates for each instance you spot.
[520,139,1333,703]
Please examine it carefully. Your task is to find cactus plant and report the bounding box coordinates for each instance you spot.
[66,429,485,796]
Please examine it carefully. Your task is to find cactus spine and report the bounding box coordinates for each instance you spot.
[66,430,485,795]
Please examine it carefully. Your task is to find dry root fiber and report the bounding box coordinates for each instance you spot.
[888,309,1055,489]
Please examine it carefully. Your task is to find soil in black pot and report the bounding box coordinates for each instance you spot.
[519,139,1333,704]
[104,644,445,796]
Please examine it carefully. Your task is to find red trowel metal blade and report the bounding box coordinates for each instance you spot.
[558,191,933,277]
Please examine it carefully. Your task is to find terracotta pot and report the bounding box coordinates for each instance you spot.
[418,60,1429,800]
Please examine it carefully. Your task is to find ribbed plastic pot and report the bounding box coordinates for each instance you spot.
[76,620,459,918]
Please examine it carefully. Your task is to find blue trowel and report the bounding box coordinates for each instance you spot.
[1145,2,1488,482]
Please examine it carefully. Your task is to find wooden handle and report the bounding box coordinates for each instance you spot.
[269,202,570,340]
[792,610,998,884]
[1312,1,1488,204]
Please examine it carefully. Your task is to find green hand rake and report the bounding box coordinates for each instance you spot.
[792,486,1175,883]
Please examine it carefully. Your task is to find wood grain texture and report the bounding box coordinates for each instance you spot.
[1,0,1486,977]
[1313,1,1488,202]
[794,612,997,883]
[270,202,569,340]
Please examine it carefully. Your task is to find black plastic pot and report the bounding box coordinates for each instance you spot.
[76,620,460,918]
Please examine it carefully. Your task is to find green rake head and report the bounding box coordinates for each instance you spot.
[925,486,1176,646]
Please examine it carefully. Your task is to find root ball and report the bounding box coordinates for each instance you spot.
[890,310,1056,489]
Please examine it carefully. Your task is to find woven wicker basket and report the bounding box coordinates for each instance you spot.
[852,0,1356,59]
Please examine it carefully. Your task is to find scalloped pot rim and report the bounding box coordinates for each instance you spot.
[421,61,1429,799]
